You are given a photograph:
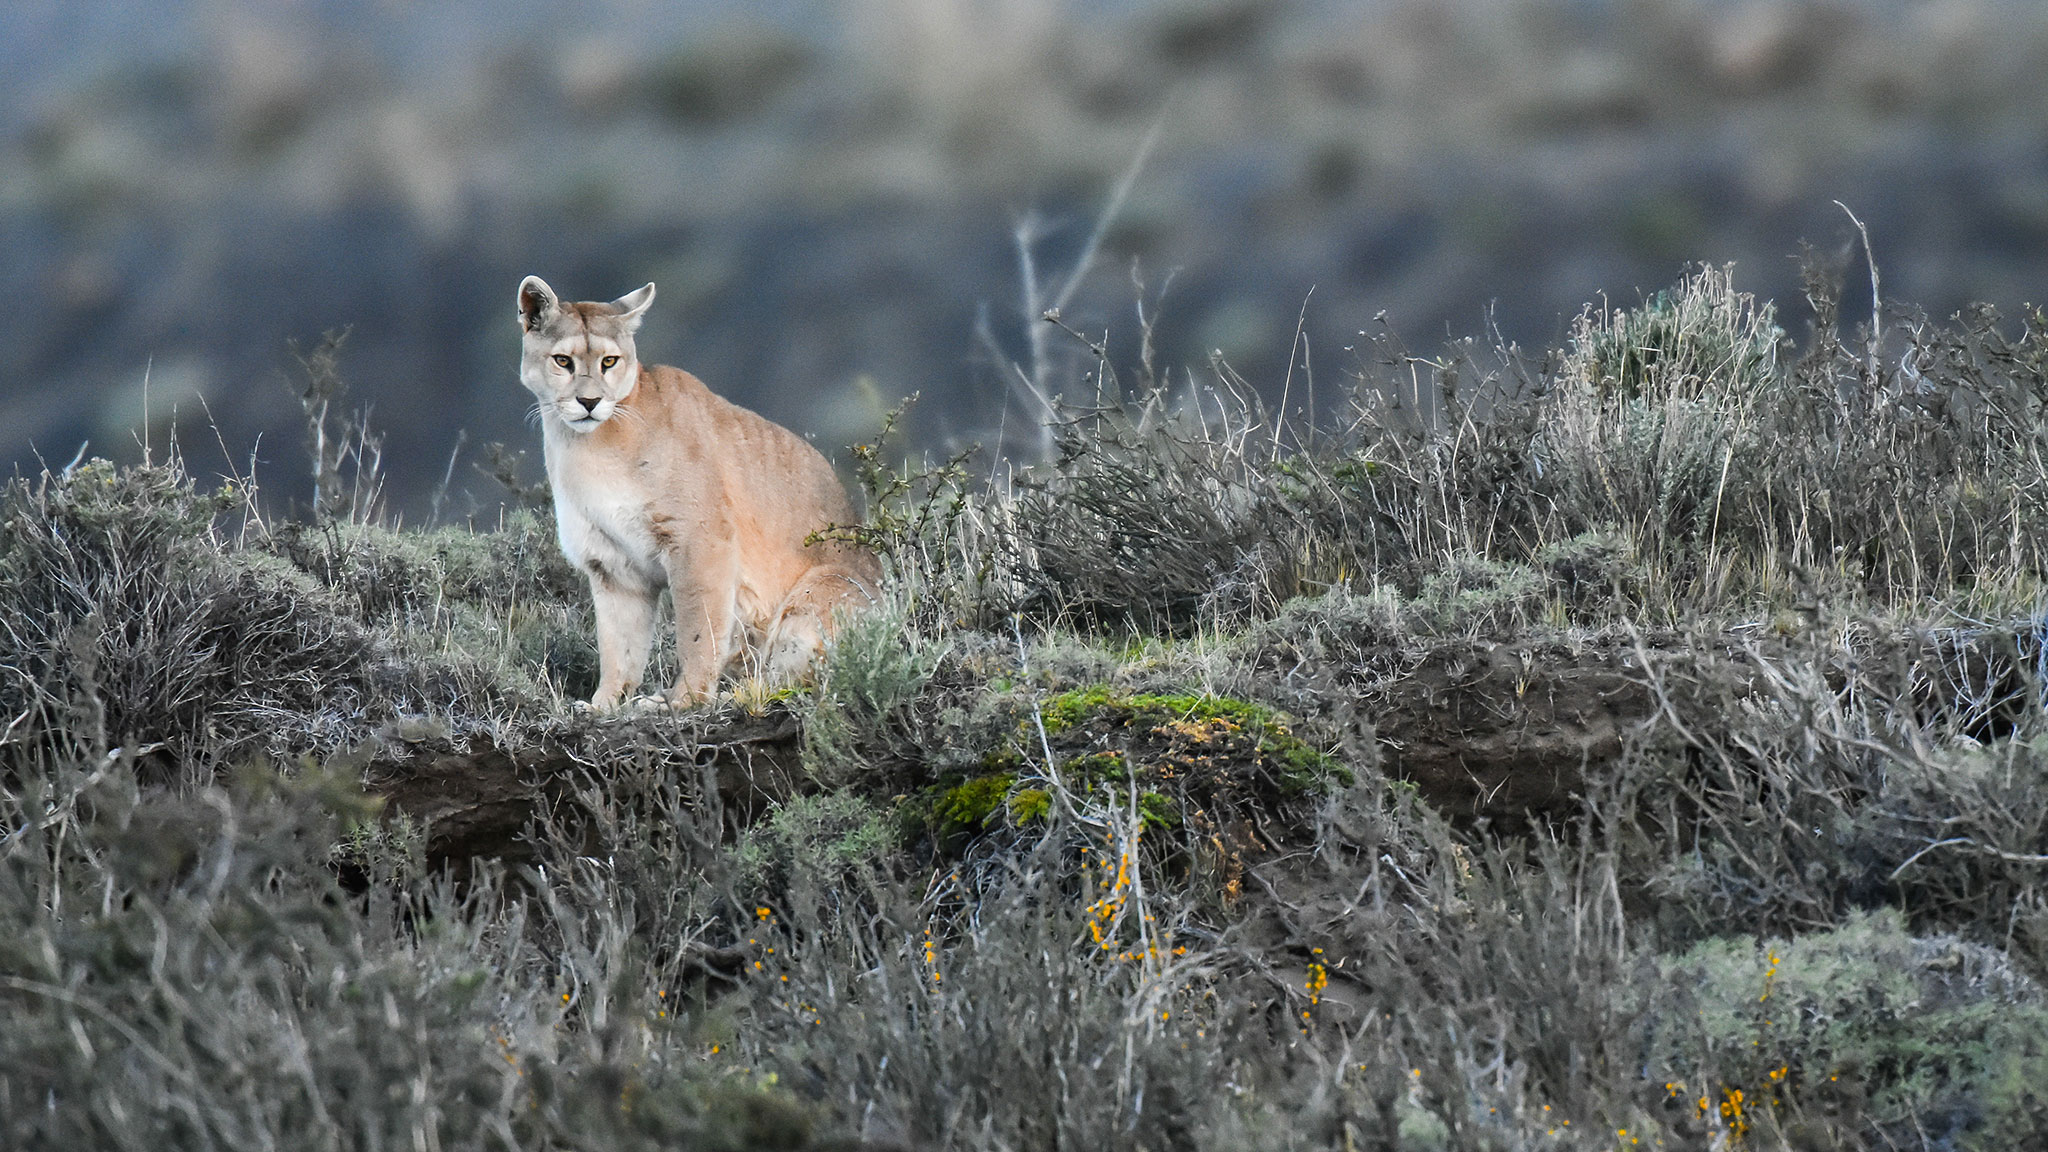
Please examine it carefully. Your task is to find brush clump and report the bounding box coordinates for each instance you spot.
[11,262,2048,1149]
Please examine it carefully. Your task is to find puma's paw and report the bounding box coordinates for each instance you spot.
[620,694,677,716]
[660,685,717,711]
[583,683,633,714]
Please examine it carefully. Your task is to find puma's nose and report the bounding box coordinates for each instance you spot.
[576,396,601,413]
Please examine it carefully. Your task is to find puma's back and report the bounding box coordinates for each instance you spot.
[517,275,878,709]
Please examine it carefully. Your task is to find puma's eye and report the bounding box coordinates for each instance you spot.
[552,355,572,369]
[601,355,619,370]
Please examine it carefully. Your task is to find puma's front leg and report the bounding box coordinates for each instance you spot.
[664,542,740,707]
[587,569,659,711]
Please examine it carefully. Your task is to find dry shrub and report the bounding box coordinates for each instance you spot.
[1647,910,2048,1148]
[714,848,1268,1151]
[0,455,603,775]
[0,460,373,773]
[1880,733,2048,973]
[1592,621,2048,964]
[0,744,841,1152]
[1252,788,1666,1147]
[861,259,2048,641]
[263,514,596,713]
[14,261,2048,1149]
[1537,267,1785,555]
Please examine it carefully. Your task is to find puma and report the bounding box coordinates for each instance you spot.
[516,275,878,710]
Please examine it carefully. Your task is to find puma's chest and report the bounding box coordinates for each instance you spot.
[545,445,670,588]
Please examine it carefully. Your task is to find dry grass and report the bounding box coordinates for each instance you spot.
[8,263,2048,1148]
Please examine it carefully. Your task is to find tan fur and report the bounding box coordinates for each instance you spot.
[517,275,878,710]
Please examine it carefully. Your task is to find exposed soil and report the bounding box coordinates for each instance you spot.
[367,708,810,873]
[1366,639,1665,825]
[366,642,1689,866]
[364,621,2044,870]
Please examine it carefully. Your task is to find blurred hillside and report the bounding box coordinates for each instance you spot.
[7,0,2048,515]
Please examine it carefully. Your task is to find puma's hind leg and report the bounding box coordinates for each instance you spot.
[762,565,878,686]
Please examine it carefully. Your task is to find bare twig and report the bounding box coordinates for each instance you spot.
[1834,200,1882,367]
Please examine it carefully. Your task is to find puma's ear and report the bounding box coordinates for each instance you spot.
[610,282,656,332]
[518,276,560,332]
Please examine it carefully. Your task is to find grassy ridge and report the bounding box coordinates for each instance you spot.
[5,265,2048,1148]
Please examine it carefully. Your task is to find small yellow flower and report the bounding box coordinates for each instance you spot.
[1305,962,1329,1005]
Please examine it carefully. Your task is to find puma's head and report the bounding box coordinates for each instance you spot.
[517,275,657,433]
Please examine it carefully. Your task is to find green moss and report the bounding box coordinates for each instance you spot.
[1033,687,1349,795]
[934,774,1016,837]
[1040,685,1119,733]
[1268,735,1352,793]
[911,690,1349,857]
[1008,788,1052,825]
[1137,791,1180,830]
[1127,691,1268,725]
[1060,749,1130,781]
[1042,686,1271,732]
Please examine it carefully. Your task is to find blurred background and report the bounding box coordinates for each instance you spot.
[6,0,2048,516]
